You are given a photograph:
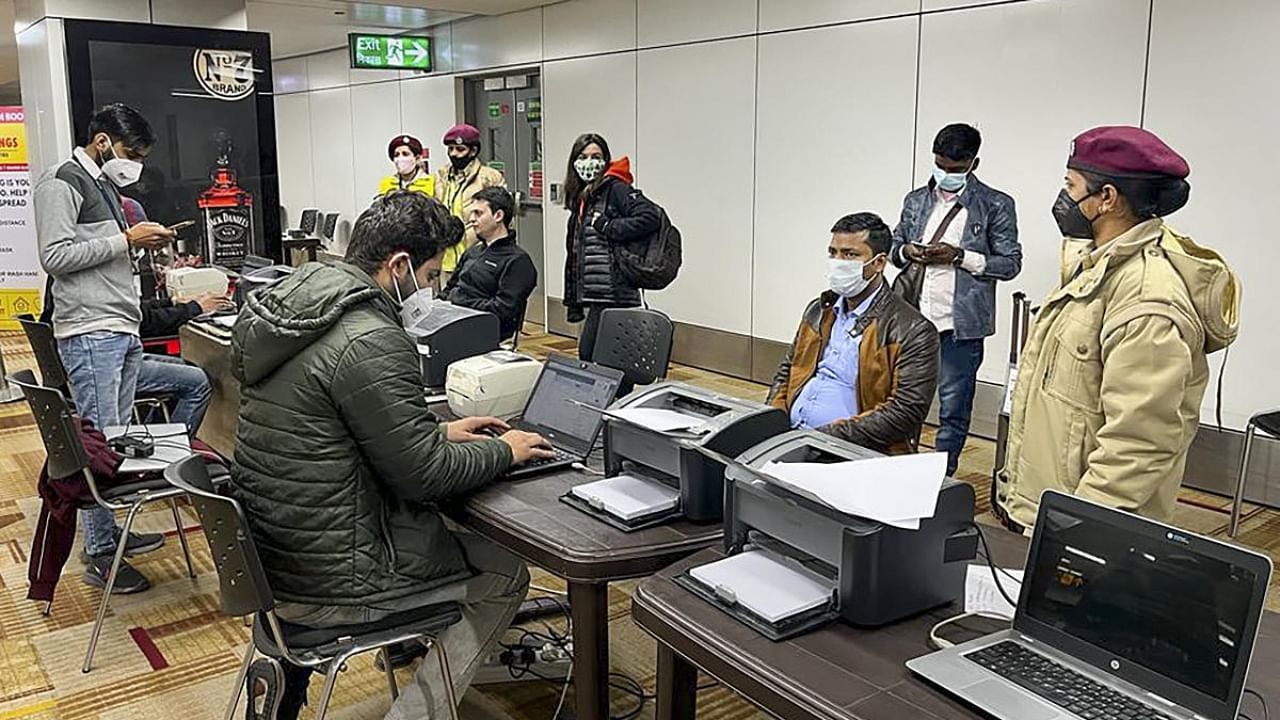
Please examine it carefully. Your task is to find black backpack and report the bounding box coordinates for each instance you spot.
[614,207,682,290]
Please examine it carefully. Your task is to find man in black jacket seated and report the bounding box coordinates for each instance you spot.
[441,186,537,340]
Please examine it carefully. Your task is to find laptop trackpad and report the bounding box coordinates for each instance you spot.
[968,680,1060,720]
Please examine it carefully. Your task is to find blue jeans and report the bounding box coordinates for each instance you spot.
[935,331,985,476]
[137,354,212,437]
[58,331,143,558]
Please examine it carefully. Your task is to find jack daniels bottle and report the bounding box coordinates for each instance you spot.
[198,132,253,269]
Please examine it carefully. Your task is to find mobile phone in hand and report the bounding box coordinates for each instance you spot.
[167,220,196,232]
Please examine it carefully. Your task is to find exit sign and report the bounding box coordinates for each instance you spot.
[349,34,432,71]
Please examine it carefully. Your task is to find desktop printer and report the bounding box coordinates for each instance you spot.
[407,302,500,389]
[446,351,542,419]
[581,383,789,529]
[166,266,228,301]
[676,430,977,640]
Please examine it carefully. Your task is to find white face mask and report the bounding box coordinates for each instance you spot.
[101,144,143,188]
[394,155,417,176]
[574,157,605,182]
[389,253,434,329]
[826,257,878,298]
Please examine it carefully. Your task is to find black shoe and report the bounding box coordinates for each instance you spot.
[246,658,285,720]
[79,529,166,564]
[82,555,151,594]
[374,641,429,672]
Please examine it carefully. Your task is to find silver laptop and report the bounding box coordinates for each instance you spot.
[908,490,1272,720]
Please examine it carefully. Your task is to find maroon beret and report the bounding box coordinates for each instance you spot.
[388,134,423,160]
[1067,126,1189,180]
[443,123,481,146]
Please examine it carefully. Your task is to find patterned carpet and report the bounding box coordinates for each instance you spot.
[1,327,1278,719]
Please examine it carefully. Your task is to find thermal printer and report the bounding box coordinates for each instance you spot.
[564,383,789,530]
[675,430,978,640]
[446,351,542,419]
[166,266,229,301]
[406,302,500,390]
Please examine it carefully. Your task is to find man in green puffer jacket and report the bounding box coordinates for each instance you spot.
[230,191,554,720]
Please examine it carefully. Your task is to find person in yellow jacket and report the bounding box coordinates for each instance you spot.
[995,126,1239,530]
[435,124,506,286]
[378,134,434,197]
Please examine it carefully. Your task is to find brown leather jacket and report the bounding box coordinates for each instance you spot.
[767,286,940,454]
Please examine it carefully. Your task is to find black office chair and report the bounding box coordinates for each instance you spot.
[298,208,320,236]
[8,370,199,673]
[16,314,171,422]
[164,456,464,720]
[502,301,529,352]
[591,307,674,397]
[320,212,340,245]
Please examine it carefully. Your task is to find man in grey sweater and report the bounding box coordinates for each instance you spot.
[34,104,175,594]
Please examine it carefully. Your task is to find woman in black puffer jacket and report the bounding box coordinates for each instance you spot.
[562,132,661,360]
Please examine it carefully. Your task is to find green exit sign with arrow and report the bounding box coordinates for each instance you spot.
[349,34,433,71]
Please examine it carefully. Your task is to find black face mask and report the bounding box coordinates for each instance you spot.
[450,153,473,171]
[1052,188,1100,239]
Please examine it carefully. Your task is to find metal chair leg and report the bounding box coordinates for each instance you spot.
[434,638,460,720]
[170,498,196,578]
[381,647,400,700]
[312,652,353,720]
[1229,421,1257,538]
[83,502,144,673]
[224,638,255,720]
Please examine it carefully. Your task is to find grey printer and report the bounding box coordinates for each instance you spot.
[576,382,789,530]
[676,430,978,640]
[406,302,500,389]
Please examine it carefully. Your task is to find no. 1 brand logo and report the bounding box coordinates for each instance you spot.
[193,49,255,101]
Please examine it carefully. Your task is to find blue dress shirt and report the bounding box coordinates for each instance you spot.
[790,287,881,430]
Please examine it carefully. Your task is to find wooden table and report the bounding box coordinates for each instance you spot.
[451,468,723,720]
[632,526,1280,720]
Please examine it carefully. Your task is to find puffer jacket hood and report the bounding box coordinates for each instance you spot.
[232,262,392,385]
[1157,225,1239,353]
[603,156,633,185]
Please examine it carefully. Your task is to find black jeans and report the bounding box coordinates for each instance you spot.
[577,306,605,361]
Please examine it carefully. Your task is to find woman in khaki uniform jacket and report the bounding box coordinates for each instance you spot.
[995,126,1239,530]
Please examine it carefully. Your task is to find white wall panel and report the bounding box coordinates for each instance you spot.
[273,57,308,95]
[541,52,638,300]
[759,0,918,32]
[401,24,454,78]
[752,17,919,342]
[544,0,636,60]
[307,49,350,91]
[150,0,247,29]
[452,8,543,72]
[915,0,1148,385]
[350,82,404,221]
[923,0,1008,11]
[17,18,72,179]
[399,73,460,167]
[637,38,756,333]
[273,94,314,227]
[637,0,756,48]
[1144,0,1280,429]
[307,88,357,252]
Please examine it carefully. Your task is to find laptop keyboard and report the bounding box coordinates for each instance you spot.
[516,447,576,469]
[965,642,1173,720]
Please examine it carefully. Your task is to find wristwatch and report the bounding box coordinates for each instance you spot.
[951,247,966,267]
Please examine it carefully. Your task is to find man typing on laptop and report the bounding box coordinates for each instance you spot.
[229,192,554,720]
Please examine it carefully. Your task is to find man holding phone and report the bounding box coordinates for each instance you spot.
[34,103,175,594]
[890,123,1022,477]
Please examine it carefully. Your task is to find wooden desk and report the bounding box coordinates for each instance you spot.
[632,527,1280,720]
[179,322,238,458]
[451,469,723,720]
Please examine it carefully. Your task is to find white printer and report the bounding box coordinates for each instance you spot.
[166,266,229,301]
[446,351,543,419]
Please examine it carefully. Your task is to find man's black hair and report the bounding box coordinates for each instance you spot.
[933,123,982,162]
[87,103,156,151]
[345,191,462,274]
[473,186,516,229]
[831,212,892,256]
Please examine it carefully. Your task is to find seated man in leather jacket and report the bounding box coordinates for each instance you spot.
[768,212,940,456]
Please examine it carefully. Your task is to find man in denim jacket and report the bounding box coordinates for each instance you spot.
[890,124,1022,476]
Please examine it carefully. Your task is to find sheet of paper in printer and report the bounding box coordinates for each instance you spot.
[758,452,947,530]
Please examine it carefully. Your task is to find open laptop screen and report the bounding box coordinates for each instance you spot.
[1022,501,1262,705]
[520,357,621,453]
